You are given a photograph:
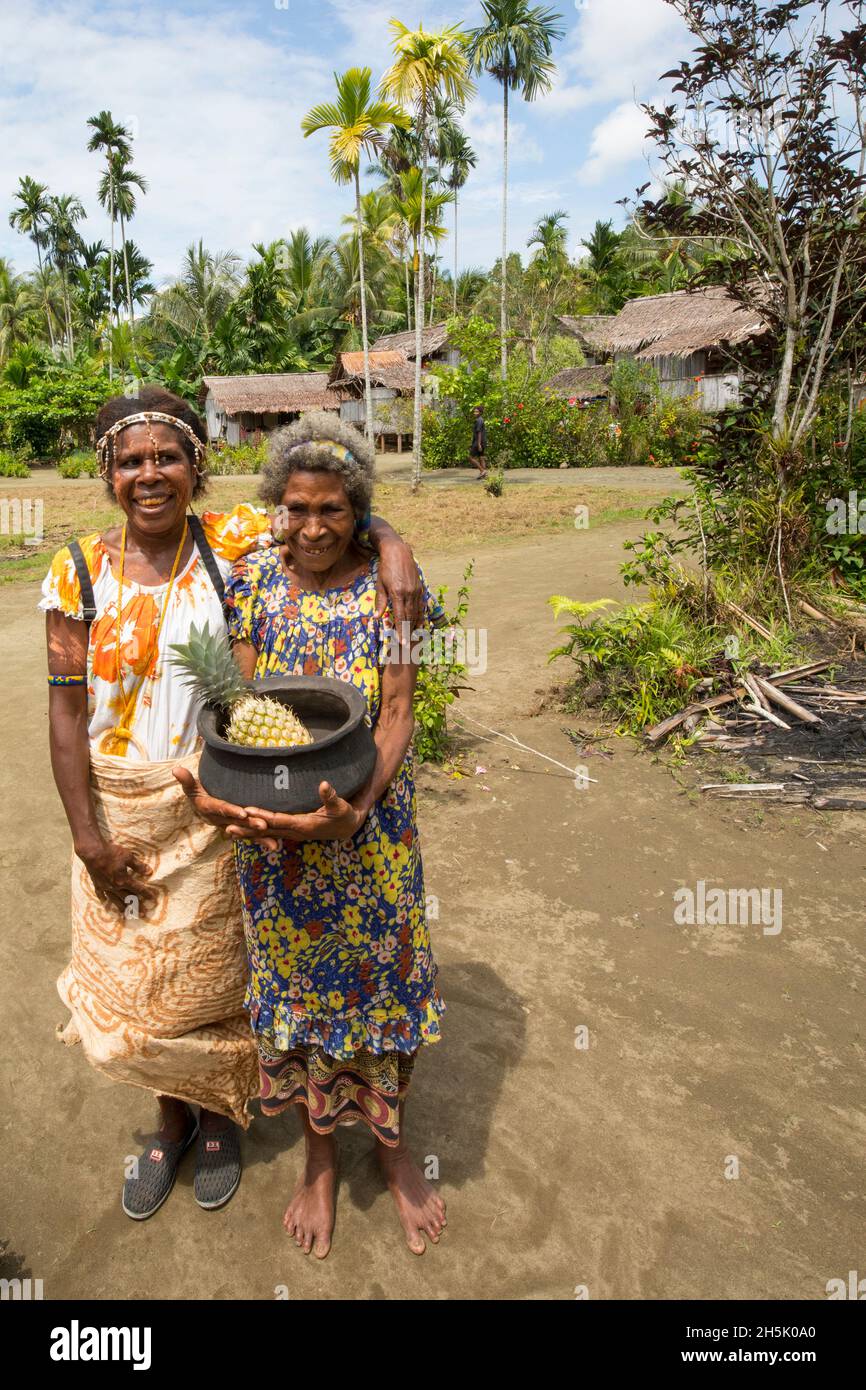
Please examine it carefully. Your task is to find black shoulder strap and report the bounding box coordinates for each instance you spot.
[68,540,97,624]
[187,514,231,626]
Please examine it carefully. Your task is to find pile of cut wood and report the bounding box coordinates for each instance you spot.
[645,658,866,809]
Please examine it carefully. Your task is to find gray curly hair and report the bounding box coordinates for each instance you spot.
[260,411,375,519]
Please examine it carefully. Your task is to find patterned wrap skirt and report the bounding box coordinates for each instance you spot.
[257,1035,416,1147]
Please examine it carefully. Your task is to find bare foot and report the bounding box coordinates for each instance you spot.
[283,1132,337,1259]
[379,1145,447,1255]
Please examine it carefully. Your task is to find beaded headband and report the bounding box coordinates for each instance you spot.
[96,411,207,479]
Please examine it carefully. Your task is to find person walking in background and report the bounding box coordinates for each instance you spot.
[469,405,487,478]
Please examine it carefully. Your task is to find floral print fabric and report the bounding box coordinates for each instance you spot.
[225,547,446,1062]
[38,505,272,761]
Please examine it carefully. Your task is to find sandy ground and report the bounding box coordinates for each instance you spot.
[1,501,863,1301]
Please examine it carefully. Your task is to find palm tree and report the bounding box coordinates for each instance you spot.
[303,69,409,444]
[393,167,452,327]
[8,177,56,349]
[468,1,564,378]
[73,241,109,344]
[0,261,37,360]
[381,21,474,487]
[454,267,489,314]
[46,193,85,354]
[151,242,241,346]
[428,95,463,321]
[444,130,477,313]
[281,228,333,312]
[86,111,132,377]
[528,208,569,267]
[343,188,401,260]
[99,150,148,339]
[580,219,627,312]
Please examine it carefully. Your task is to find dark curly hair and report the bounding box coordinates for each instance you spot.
[96,386,209,497]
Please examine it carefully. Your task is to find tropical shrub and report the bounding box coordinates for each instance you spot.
[0,448,31,478]
[206,441,268,476]
[483,468,504,497]
[58,451,99,479]
[0,360,113,458]
[422,316,711,471]
[414,562,474,763]
[548,594,721,732]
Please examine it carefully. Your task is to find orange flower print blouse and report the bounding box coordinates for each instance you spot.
[39,505,272,762]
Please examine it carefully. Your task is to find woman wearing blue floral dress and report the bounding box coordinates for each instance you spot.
[177,413,447,1258]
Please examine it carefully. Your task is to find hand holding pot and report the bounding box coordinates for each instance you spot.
[172,765,271,838]
[234,780,365,845]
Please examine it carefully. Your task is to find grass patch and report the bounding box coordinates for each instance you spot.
[0,474,662,584]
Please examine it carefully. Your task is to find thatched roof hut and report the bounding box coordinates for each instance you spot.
[604,287,767,360]
[556,315,615,360]
[201,372,337,444]
[203,372,336,415]
[329,351,416,395]
[543,364,613,401]
[372,322,454,362]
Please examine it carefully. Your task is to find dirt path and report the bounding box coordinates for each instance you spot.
[1,515,863,1300]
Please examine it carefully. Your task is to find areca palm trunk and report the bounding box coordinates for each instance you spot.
[500,80,509,380]
[119,208,136,340]
[63,271,74,355]
[354,167,374,445]
[412,115,428,490]
[33,235,56,351]
[453,189,459,314]
[108,178,115,379]
[405,252,412,331]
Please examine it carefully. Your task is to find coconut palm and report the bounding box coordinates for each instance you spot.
[381,21,474,486]
[8,176,56,349]
[29,263,65,347]
[99,150,148,338]
[151,242,242,345]
[528,208,569,268]
[73,242,110,343]
[343,189,401,260]
[468,1,564,378]
[281,228,333,311]
[303,68,409,444]
[454,266,489,314]
[444,130,477,314]
[579,219,628,312]
[86,110,132,377]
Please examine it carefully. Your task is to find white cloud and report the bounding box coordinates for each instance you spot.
[0,1,339,282]
[578,99,658,186]
[546,0,690,113]
[0,0,690,281]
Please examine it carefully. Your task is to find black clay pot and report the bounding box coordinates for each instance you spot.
[197,675,376,814]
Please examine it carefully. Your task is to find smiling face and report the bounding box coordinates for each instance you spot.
[275,470,356,574]
[109,423,196,535]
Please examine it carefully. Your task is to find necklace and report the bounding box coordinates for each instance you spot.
[108,520,188,756]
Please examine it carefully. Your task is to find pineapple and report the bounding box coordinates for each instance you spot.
[170,623,314,749]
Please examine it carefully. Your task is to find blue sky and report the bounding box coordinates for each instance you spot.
[0,0,694,287]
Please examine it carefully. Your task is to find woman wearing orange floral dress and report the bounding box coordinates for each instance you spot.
[42,386,422,1222]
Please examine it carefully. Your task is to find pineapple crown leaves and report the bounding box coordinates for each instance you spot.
[168,622,249,708]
